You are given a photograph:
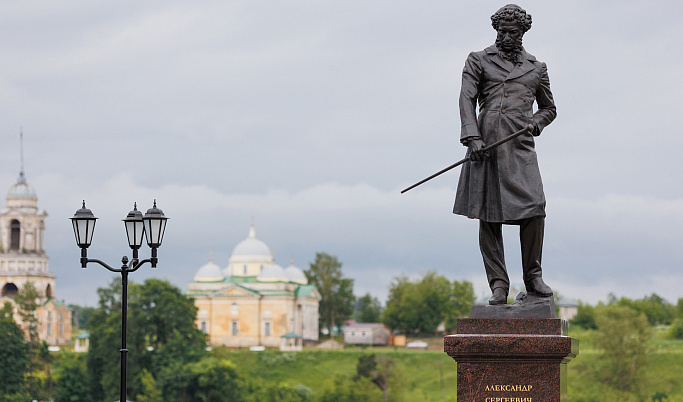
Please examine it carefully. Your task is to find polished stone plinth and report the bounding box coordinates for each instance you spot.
[444,318,578,402]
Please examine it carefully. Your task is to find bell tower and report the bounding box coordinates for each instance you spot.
[0,131,53,301]
[0,131,71,346]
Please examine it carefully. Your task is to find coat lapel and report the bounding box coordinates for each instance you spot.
[485,45,514,73]
[506,49,537,81]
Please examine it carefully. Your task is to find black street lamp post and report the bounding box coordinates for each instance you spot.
[71,200,168,402]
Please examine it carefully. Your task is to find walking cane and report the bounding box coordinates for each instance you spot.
[400,125,532,194]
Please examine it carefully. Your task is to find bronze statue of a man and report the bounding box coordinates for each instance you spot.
[453,4,556,305]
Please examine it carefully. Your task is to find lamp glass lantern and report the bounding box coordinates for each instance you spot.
[123,203,145,250]
[142,200,168,248]
[70,201,98,248]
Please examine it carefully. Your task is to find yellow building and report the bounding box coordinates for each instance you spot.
[0,169,72,345]
[187,224,320,347]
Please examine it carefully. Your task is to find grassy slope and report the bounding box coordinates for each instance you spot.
[214,335,683,401]
[214,347,457,400]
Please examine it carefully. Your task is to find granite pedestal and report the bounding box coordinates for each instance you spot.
[444,294,579,401]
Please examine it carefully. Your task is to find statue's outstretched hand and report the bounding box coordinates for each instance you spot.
[468,138,487,161]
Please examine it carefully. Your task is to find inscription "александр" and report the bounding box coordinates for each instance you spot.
[483,384,533,402]
[484,385,532,392]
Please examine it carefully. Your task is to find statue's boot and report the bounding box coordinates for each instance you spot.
[526,277,553,297]
[488,287,508,305]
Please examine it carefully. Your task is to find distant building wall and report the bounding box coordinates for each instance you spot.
[343,324,390,346]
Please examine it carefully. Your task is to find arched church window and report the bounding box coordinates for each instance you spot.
[1,283,18,297]
[10,220,20,250]
[46,284,52,298]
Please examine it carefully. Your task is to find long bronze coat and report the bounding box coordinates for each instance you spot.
[453,45,556,223]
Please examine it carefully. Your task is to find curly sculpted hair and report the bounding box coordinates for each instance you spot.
[491,4,532,32]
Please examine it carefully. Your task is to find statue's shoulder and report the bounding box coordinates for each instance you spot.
[466,46,497,64]
[465,47,491,65]
[470,46,496,59]
[522,50,548,69]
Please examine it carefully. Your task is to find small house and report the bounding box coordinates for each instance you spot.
[342,322,390,346]
[557,299,579,321]
[74,332,90,353]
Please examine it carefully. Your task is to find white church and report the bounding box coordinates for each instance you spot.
[186,224,320,348]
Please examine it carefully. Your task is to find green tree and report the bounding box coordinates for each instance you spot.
[0,301,13,320]
[355,293,382,323]
[14,281,41,395]
[616,294,675,325]
[570,301,597,330]
[246,381,313,402]
[594,304,653,391]
[382,275,421,333]
[87,278,207,400]
[375,355,403,402]
[136,369,163,402]
[14,281,40,341]
[355,354,378,382]
[352,354,402,402]
[668,319,683,339]
[444,280,476,331]
[414,272,451,333]
[184,357,245,401]
[85,278,124,401]
[54,355,90,402]
[383,272,467,334]
[305,253,355,336]
[35,341,55,400]
[319,374,383,402]
[0,314,29,397]
[68,304,96,330]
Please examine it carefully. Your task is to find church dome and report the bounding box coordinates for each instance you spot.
[194,259,224,282]
[284,262,308,284]
[230,224,272,259]
[258,263,287,282]
[7,173,37,200]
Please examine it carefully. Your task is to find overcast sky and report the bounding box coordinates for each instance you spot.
[1,1,682,307]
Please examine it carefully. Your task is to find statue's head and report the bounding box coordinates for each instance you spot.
[491,5,531,54]
[491,4,532,32]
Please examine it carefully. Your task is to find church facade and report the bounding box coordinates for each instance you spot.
[0,170,72,345]
[186,225,320,347]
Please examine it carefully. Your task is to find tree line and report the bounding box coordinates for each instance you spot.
[2,278,322,401]
[305,252,476,336]
[21,251,683,400]
[0,251,475,399]
[568,293,683,397]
